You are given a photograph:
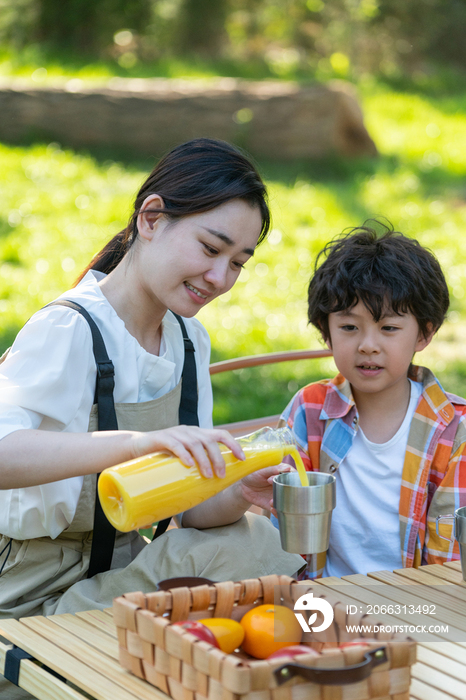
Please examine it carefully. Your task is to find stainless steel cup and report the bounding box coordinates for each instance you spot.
[273,471,336,554]
[436,506,466,581]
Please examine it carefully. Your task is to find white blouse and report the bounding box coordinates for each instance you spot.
[0,271,213,540]
[322,379,423,578]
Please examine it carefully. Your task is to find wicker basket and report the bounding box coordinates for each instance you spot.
[113,575,416,700]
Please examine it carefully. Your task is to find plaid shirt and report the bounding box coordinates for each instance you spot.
[280,365,466,569]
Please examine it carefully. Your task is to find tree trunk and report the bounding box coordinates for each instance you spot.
[35,0,151,54]
[176,0,229,57]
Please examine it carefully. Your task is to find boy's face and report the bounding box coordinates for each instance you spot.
[326,300,433,401]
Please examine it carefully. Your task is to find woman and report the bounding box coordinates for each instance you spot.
[0,138,303,624]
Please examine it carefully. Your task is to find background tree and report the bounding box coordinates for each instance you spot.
[1,0,465,79]
[175,0,229,56]
[0,0,152,54]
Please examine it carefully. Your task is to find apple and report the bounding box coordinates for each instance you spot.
[339,638,377,649]
[268,645,320,660]
[172,620,220,648]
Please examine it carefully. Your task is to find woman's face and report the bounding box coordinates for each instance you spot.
[136,197,263,318]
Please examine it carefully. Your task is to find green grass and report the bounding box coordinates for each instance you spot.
[0,46,317,84]
[1,80,466,424]
[3,45,466,95]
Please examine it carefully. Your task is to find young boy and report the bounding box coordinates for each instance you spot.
[280,223,466,578]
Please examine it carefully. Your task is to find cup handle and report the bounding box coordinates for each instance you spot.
[436,514,455,541]
[274,647,387,686]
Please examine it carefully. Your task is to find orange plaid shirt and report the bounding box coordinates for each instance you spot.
[280,365,466,568]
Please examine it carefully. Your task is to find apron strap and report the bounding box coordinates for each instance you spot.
[47,300,117,578]
[153,313,200,540]
[46,304,200,565]
[172,314,200,427]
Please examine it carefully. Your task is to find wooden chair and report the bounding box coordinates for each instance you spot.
[210,348,332,436]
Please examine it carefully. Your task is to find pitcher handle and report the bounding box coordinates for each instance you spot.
[436,514,455,541]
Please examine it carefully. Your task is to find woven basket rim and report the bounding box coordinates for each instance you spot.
[114,575,416,699]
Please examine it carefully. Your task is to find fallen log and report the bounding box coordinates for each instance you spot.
[0,77,377,159]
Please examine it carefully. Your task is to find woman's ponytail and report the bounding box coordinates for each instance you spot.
[74,228,131,284]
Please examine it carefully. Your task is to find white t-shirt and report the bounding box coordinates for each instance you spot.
[322,379,423,578]
[0,270,213,540]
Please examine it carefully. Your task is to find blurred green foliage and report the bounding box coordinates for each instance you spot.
[1,0,466,85]
[1,80,466,423]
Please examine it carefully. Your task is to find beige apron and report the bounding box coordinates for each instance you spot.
[0,382,302,700]
[0,381,302,620]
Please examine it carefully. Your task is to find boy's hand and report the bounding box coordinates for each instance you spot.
[238,463,293,512]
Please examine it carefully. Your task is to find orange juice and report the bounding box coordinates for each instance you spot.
[98,426,299,532]
[291,449,308,487]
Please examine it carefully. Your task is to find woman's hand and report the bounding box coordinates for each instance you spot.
[236,463,294,513]
[129,425,244,478]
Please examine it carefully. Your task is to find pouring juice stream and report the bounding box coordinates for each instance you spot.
[290,449,307,486]
[98,426,308,532]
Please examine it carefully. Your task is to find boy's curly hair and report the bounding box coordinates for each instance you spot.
[308,221,449,343]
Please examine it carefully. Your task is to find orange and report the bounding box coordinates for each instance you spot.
[198,618,245,654]
[240,604,303,659]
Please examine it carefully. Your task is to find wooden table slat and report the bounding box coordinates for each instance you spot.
[416,645,466,682]
[21,616,166,700]
[316,575,450,642]
[412,565,466,587]
[410,677,463,700]
[419,641,466,664]
[0,618,139,700]
[411,661,466,699]
[50,613,119,660]
[366,569,466,615]
[347,571,466,631]
[443,561,463,573]
[0,639,88,700]
[343,572,466,641]
[75,610,117,639]
[392,567,466,604]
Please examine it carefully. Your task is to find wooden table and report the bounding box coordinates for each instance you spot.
[0,561,465,700]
